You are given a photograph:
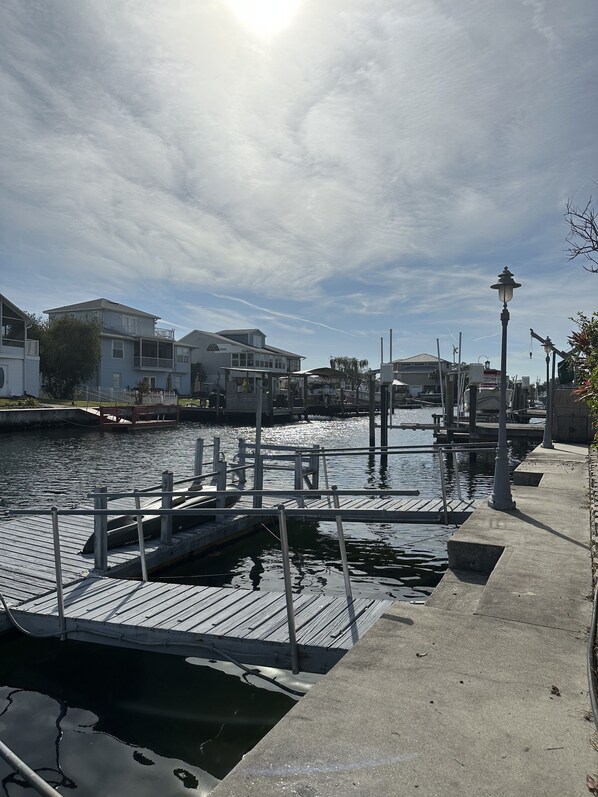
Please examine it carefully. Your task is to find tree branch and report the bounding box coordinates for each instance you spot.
[565,197,598,272]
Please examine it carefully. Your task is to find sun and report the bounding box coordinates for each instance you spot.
[226,0,301,38]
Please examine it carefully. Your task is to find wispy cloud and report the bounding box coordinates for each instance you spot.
[0,0,596,378]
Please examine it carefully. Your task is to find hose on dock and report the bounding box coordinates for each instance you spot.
[0,591,62,639]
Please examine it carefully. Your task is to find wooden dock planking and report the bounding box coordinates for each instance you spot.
[12,577,392,672]
[1,489,476,666]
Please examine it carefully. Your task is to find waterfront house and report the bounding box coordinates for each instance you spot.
[0,293,40,397]
[178,328,303,396]
[392,353,451,399]
[45,299,192,395]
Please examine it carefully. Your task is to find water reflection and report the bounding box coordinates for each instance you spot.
[0,409,514,513]
[0,410,537,793]
[0,634,295,792]
[157,520,451,602]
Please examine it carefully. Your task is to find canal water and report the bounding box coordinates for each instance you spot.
[0,410,533,795]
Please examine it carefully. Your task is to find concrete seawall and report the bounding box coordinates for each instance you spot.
[0,407,99,431]
[211,443,597,797]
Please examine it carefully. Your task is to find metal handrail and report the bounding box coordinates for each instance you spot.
[9,504,471,520]
[76,488,421,501]
[0,739,61,797]
[277,506,299,673]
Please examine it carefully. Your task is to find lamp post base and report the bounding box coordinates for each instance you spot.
[487,496,516,511]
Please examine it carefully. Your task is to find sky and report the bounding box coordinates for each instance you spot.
[1,0,597,381]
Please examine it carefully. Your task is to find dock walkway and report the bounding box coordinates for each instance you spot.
[0,490,477,670]
[12,576,392,672]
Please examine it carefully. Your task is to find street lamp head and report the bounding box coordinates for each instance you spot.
[543,336,553,355]
[485,359,490,369]
[491,266,521,304]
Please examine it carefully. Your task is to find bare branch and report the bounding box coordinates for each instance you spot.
[565,196,598,273]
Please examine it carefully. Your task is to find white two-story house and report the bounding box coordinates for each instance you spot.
[0,293,40,397]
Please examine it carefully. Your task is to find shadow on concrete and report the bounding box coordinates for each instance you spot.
[512,509,589,551]
[380,614,414,625]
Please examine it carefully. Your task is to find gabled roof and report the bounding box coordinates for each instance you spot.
[217,328,265,336]
[44,298,159,320]
[179,329,246,348]
[262,343,303,359]
[0,293,29,320]
[179,329,303,359]
[394,353,450,365]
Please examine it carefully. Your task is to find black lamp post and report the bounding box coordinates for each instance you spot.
[488,266,520,511]
[542,337,553,449]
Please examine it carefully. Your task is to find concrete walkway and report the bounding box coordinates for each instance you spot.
[211,443,597,797]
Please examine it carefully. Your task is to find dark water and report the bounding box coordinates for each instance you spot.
[0,410,533,794]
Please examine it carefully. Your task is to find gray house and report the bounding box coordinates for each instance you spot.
[392,353,451,398]
[178,328,303,394]
[0,293,40,397]
[45,298,192,394]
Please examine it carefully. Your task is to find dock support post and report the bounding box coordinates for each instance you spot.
[254,382,263,508]
[216,461,227,523]
[277,505,299,674]
[237,438,247,489]
[380,385,388,450]
[368,373,376,449]
[321,446,331,506]
[303,374,309,421]
[332,486,353,602]
[267,372,274,426]
[161,470,173,544]
[468,385,478,463]
[51,507,66,640]
[93,487,108,573]
[309,445,319,491]
[134,490,149,582]
[445,374,454,442]
[194,438,204,478]
[436,449,449,524]
[212,437,221,483]
[294,453,305,507]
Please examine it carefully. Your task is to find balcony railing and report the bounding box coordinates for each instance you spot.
[133,357,174,369]
[155,327,175,339]
[1,337,24,349]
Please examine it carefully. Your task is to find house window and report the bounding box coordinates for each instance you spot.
[175,376,181,390]
[122,315,138,334]
[112,373,121,388]
[176,347,189,364]
[112,340,124,359]
[231,353,239,366]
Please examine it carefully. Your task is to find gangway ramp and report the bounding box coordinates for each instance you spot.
[12,576,393,673]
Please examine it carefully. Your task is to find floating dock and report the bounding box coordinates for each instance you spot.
[0,488,477,672]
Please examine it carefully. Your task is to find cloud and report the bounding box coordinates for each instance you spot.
[0,0,597,378]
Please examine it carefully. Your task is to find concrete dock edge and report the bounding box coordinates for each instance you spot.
[211,443,597,797]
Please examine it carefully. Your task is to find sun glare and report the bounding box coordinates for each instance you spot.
[226,0,301,38]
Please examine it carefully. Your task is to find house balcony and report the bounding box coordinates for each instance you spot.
[134,357,174,370]
[155,327,175,340]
